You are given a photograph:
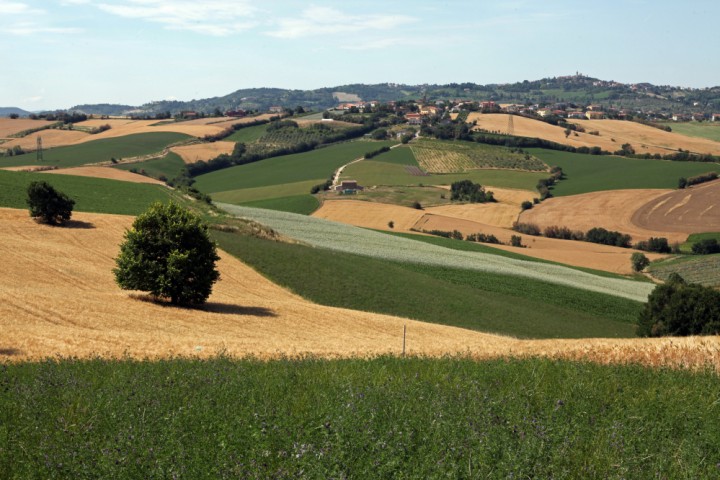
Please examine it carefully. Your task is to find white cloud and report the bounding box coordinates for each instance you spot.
[94,0,258,36]
[0,1,44,15]
[24,95,44,103]
[267,6,417,39]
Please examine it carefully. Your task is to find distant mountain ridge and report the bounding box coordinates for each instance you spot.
[49,75,720,116]
[0,107,32,117]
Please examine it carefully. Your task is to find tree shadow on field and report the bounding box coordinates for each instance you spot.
[128,293,277,317]
[64,220,95,229]
[0,347,22,357]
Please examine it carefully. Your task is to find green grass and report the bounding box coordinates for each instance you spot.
[0,132,191,168]
[342,159,547,190]
[648,253,720,287]
[372,145,419,165]
[195,141,393,193]
[680,232,720,253]
[324,186,451,208]
[224,123,269,143]
[213,230,640,338]
[212,179,322,204]
[3,357,720,478]
[113,151,185,181]
[0,169,175,215]
[665,122,720,142]
[238,194,320,215]
[530,149,720,196]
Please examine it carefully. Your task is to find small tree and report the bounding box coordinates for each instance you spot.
[114,202,220,306]
[631,252,650,272]
[26,181,75,225]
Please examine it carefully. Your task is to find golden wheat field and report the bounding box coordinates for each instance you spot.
[464,113,720,155]
[0,118,55,138]
[519,189,688,243]
[41,166,165,184]
[171,141,236,164]
[632,179,720,233]
[0,129,91,150]
[2,206,719,371]
[313,200,665,273]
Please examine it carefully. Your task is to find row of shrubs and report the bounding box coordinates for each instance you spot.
[536,166,564,200]
[419,229,524,247]
[364,146,391,159]
[678,171,718,189]
[512,223,675,253]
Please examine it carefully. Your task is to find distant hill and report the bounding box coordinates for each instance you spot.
[68,104,136,116]
[0,107,32,117]
[65,75,720,116]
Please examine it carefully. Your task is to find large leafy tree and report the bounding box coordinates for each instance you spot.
[114,202,220,306]
[26,181,75,225]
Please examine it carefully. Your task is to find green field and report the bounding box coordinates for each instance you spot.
[648,254,720,287]
[4,357,719,478]
[680,232,720,253]
[325,185,451,208]
[0,169,175,215]
[0,132,191,168]
[212,179,321,204]
[342,159,547,190]
[213,230,640,338]
[195,141,393,194]
[372,145,419,165]
[223,123,269,143]
[237,194,320,215]
[664,122,720,142]
[530,149,720,196]
[113,151,185,181]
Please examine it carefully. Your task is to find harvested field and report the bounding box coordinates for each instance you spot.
[426,186,535,228]
[0,118,54,138]
[520,189,688,243]
[0,129,90,150]
[2,207,718,371]
[75,119,136,128]
[41,166,165,185]
[575,119,720,155]
[632,179,720,233]
[1,165,46,172]
[309,200,665,274]
[171,141,235,164]
[313,200,425,231]
[466,114,720,155]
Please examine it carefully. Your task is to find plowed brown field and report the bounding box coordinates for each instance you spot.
[313,200,665,273]
[171,141,236,163]
[632,179,720,233]
[519,189,688,243]
[41,166,165,184]
[464,114,720,155]
[3,207,719,371]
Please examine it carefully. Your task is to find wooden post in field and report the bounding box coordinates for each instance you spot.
[402,325,406,356]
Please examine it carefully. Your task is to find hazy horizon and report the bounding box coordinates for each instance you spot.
[4,0,718,110]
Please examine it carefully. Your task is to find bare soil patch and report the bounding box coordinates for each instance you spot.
[520,189,687,243]
[632,179,720,233]
[2,207,718,371]
[171,141,236,164]
[42,166,165,184]
[313,200,425,232]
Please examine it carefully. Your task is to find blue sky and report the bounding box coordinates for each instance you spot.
[2,0,719,110]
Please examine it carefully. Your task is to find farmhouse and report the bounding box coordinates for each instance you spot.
[406,113,423,125]
[180,111,199,119]
[335,180,364,193]
[420,105,439,115]
[585,111,605,120]
[713,114,720,122]
[567,111,586,119]
[269,106,284,114]
[225,110,246,117]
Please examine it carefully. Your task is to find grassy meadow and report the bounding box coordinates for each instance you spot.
[194,141,393,194]
[223,123,269,143]
[342,158,547,190]
[113,151,185,181]
[237,194,320,215]
[3,357,720,478]
[0,169,175,215]
[665,121,720,142]
[213,230,640,338]
[0,132,191,168]
[530,149,720,196]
